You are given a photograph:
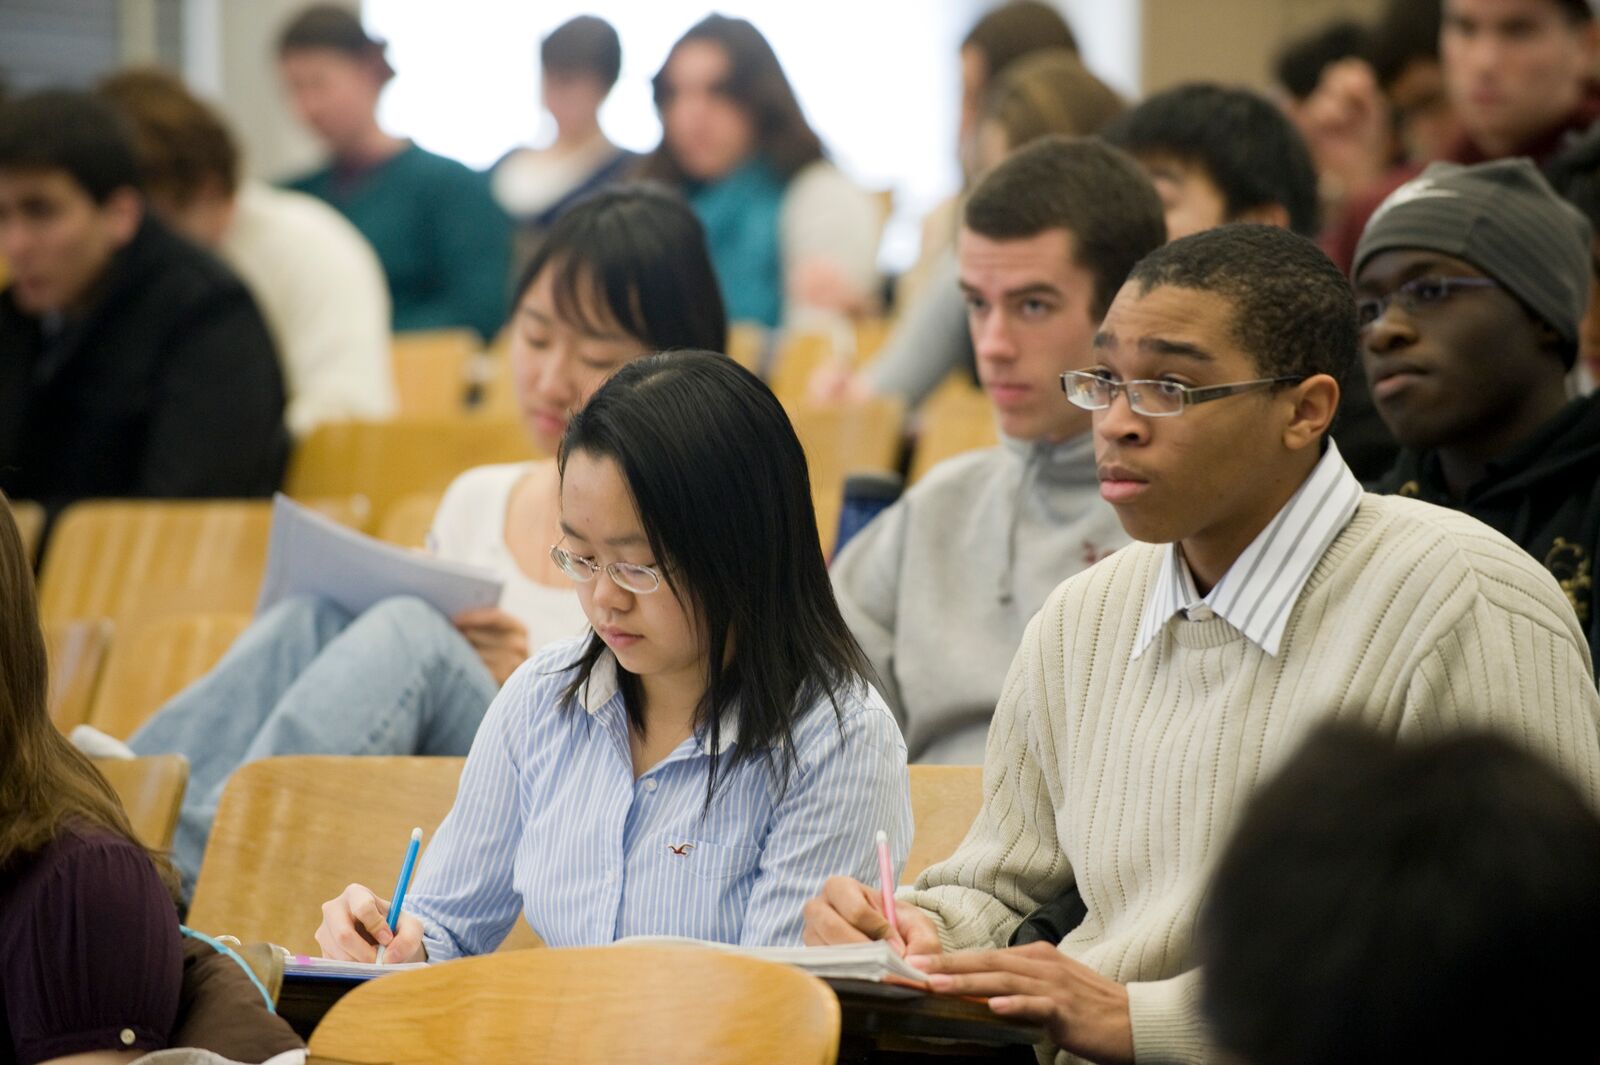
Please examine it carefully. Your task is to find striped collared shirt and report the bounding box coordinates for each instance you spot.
[405,637,912,960]
[1133,440,1364,659]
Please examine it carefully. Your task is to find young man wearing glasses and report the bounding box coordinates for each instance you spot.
[803,222,1600,1065]
[830,135,1164,764]
[1355,158,1600,669]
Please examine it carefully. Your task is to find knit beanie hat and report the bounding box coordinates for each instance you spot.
[1353,158,1592,364]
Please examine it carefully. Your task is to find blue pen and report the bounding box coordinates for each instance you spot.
[376,826,423,965]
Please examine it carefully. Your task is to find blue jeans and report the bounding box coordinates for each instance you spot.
[129,595,498,898]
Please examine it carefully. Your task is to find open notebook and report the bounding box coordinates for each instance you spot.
[617,936,930,986]
[282,940,928,986]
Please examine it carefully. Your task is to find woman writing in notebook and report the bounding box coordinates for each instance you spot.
[112,185,728,899]
[315,353,912,958]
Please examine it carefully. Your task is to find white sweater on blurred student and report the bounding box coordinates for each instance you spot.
[220,182,396,436]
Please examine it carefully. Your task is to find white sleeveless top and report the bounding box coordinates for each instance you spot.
[427,462,590,653]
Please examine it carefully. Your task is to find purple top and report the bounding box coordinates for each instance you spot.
[0,826,182,1065]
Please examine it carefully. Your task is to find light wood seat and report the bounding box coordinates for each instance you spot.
[308,944,840,1065]
[392,328,480,418]
[44,619,112,733]
[787,396,906,557]
[188,756,540,955]
[376,491,443,549]
[35,498,367,627]
[904,764,984,884]
[9,498,43,563]
[286,419,534,520]
[97,754,189,850]
[909,379,997,483]
[727,320,768,375]
[87,613,250,740]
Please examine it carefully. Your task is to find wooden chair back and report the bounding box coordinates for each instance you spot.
[286,419,533,519]
[308,945,840,1065]
[35,498,366,627]
[96,754,189,850]
[44,619,112,733]
[727,320,768,375]
[908,379,997,483]
[376,491,442,549]
[87,613,250,740]
[392,329,480,418]
[789,397,905,558]
[187,756,540,955]
[904,764,985,884]
[9,498,43,563]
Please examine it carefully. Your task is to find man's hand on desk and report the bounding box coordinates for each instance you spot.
[909,942,1133,1065]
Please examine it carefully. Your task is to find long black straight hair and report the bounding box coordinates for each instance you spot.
[514,182,727,354]
[557,352,868,806]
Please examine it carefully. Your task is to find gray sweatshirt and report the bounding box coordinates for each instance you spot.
[831,431,1128,763]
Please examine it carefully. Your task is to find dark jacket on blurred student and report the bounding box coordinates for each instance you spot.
[0,216,288,518]
[1374,392,1600,672]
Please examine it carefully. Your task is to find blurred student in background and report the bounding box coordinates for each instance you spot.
[100,67,395,438]
[0,91,286,521]
[492,16,637,274]
[814,49,1123,407]
[277,3,511,341]
[641,14,880,329]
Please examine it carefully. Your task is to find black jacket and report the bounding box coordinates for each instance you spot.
[0,216,288,517]
[1373,394,1600,672]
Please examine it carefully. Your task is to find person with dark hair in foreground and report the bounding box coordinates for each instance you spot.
[0,90,287,520]
[1200,723,1600,1065]
[831,136,1160,764]
[1357,159,1600,668]
[492,15,637,262]
[640,14,879,327]
[278,3,511,340]
[0,492,304,1061]
[802,224,1600,1065]
[1103,83,1396,480]
[106,185,727,899]
[316,352,911,961]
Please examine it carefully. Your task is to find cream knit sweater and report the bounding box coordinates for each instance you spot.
[902,494,1600,1065]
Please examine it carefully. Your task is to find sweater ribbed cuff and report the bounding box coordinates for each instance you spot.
[1126,969,1209,1064]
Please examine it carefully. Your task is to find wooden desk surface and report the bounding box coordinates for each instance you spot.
[288,973,1044,1063]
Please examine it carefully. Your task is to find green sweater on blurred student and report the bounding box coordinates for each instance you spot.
[287,142,511,341]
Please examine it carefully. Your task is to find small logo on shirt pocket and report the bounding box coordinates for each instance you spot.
[666,842,695,856]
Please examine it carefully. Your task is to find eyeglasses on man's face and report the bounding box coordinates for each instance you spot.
[1060,370,1306,417]
[549,543,663,594]
[1356,275,1499,331]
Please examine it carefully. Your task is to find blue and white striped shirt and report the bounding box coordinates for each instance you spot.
[406,637,913,959]
[1134,439,1365,659]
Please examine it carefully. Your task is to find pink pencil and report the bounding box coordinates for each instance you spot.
[876,829,901,939]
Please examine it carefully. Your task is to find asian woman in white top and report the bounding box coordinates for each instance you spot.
[117,185,729,899]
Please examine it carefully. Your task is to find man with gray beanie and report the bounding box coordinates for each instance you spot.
[1355,157,1599,669]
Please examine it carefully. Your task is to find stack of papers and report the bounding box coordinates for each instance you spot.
[618,936,929,984]
[256,494,503,618]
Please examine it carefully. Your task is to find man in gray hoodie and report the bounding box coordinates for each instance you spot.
[832,135,1167,763]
